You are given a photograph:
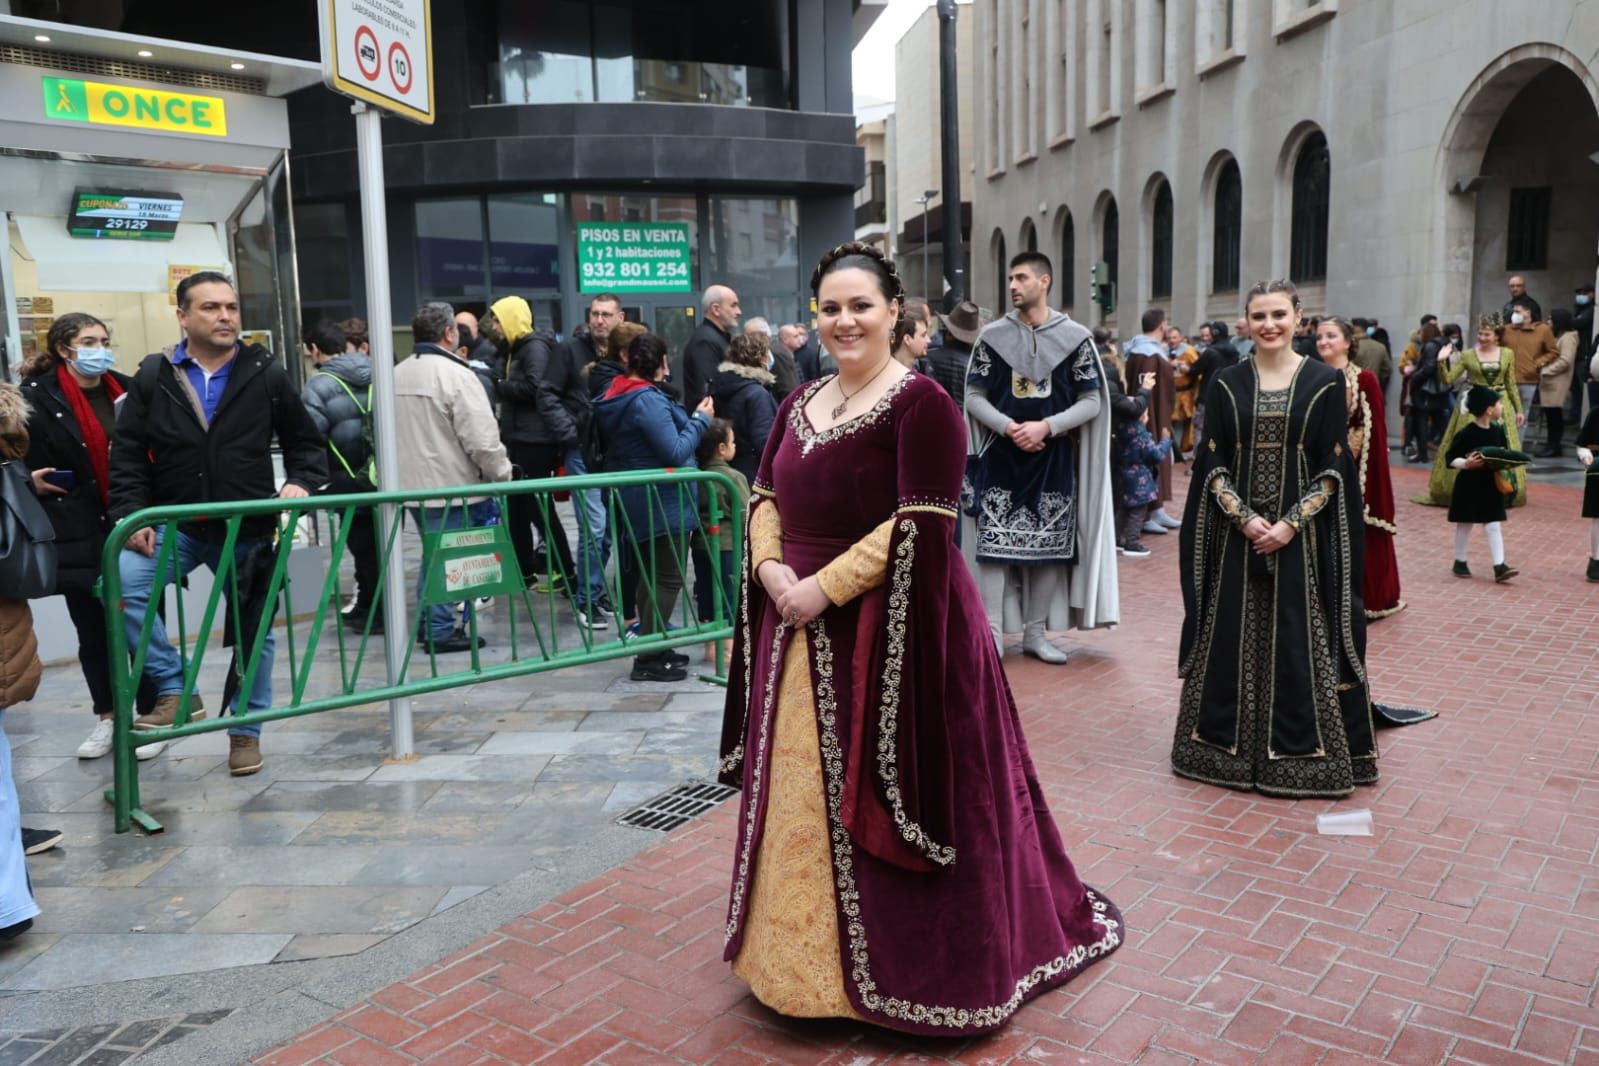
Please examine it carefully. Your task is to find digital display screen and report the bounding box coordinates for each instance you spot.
[67,189,183,240]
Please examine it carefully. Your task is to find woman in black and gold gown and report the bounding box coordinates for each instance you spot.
[1173,281,1384,798]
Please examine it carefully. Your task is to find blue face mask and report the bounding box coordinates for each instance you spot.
[1364,327,1376,337]
[1578,295,1592,306]
[73,347,115,377]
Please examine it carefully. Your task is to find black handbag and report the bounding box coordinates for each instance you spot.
[0,461,57,599]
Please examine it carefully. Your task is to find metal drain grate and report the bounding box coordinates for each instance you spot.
[617,781,738,832]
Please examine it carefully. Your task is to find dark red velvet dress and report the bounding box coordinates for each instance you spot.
[719,373,1122,1035]
[1346,367,1405,618]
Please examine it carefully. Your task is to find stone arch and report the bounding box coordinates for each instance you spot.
[1432,43,1599,322]
[1019,216,1038,255]
[1141,172,1175,304]
[1199,150,1242,303]
[989,227,1008,315]
[1053,205,1076,310]
[1092,190,1120,321]
[1271,120,1327,286]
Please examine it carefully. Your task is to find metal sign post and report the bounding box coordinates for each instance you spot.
[321,0,434,759]
[352,101,414,758]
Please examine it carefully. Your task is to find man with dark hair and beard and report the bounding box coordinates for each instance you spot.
[962,252,1117,665]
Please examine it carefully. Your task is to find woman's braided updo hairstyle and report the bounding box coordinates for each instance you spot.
[810,241,913,349]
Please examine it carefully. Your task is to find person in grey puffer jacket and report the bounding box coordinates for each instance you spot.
[300,321,381,631]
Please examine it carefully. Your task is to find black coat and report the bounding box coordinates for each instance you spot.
[109,344,328,542]
[678,319,731,410]
[499,330,580,446]
[926,339,972,406]
[793,334,823,382]
[20,368,133,590]
[709,363,779,484]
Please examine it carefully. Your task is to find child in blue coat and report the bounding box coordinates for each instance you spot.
[1114,407,1173,558]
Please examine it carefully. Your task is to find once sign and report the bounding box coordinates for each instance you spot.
[41,77,228,137]
[320,0,434,125]
[577,222,694,294]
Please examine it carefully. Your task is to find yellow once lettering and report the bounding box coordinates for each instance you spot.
[76,79,227,136]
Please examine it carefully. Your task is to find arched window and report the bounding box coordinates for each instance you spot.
[1059,212,1076,309]
[994,230,1008,310]
[1150,179,1173,300]
[1102,199,1119,290]
[1290,132,1330,282]
[1212,159,1242,293]
[1021,218,1038,253]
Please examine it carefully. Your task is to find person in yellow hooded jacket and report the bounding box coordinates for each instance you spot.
[482,295,584,594]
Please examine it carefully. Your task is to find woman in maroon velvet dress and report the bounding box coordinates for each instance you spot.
[717,243,1122,1036]
[1316,318,1405,618]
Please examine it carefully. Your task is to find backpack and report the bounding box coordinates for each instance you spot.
[319,372,378,489]
[577,403,607,473]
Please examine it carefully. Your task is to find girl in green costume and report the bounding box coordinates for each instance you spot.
[1420,313,1526,507]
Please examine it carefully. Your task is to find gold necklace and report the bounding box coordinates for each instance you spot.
[830,358,893,420]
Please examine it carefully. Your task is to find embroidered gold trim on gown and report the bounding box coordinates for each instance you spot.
[730,628,863,1021]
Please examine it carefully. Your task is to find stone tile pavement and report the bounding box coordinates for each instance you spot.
[238,464,1599,1065]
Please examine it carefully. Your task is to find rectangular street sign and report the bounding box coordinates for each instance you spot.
[319,0,434,125]
[576,222,694,294]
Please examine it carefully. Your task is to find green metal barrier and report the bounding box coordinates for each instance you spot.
[98,468,742,834]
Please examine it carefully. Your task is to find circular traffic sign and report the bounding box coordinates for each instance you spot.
[387,41,413,95]
[354,24,381,81]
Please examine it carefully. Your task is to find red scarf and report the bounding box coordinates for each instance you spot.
[602,375,655,400]
[55,363,123,507]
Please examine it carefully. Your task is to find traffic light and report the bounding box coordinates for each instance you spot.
[1091,261,1116,314]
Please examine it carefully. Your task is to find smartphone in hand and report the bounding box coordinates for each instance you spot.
[43,469,77,491]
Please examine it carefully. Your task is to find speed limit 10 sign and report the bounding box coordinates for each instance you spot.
[319,0,434,124]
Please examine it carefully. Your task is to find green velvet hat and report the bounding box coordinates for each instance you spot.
[1465,385,1501,416]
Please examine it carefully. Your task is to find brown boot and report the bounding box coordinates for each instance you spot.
[134,693,205,730]
[228,735,263,776]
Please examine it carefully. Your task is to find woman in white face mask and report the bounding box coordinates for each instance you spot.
[17,314,160,764]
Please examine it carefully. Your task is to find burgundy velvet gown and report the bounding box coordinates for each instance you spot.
[718,373,1122,1036]
[1343,366,1404,618]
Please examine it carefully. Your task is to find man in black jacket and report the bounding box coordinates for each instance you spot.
[110,272,327,777]
[678,285,740,410]
[483,294,581,596]
[556,293,623,625]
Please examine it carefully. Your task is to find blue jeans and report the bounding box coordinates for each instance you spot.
[563,447,610,609]
[119,528,273,737]
[0,714,39,930]
[409,500,500,641]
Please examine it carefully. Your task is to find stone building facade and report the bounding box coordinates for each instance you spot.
[972,0,1599,345]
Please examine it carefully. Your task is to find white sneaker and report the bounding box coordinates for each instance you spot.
[1155,509,1183,529]
[135,738,166,761]
[77,718,114,759]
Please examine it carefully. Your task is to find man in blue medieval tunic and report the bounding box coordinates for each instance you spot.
[962,251,1118,664]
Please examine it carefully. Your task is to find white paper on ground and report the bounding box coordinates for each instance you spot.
[1315,809,1374,836]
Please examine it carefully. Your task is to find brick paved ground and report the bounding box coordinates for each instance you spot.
[254,465,1599,1066]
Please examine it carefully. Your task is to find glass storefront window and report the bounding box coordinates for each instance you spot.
[495,0,596,104]
[704,196,802,329]
[493,0,790,109]
[488,193,563,333]
[295,202,354,327]
[416,198,487,303]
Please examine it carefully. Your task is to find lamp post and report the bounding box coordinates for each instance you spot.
[916,189,938,303]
